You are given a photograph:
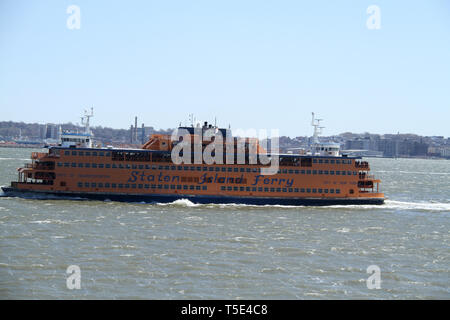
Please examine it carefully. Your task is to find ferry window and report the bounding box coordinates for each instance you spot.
[330,170,334,175]
[349,189,354,194]
[318,170,323,175]
[177,185,181,190]
[288,170,293,174]
[111,183,116,188]
[170,166,175,170]
[246,168,251,172]
[125,184,130,188]
[112,164,117,168]
[240,187,244,191]
[324,159,329,164]
[208,167,214,172]
[201,167,207,171]
[336,160,340,164]
[324,189,328,193]
[183,185,188,190]
[64,151,70,156]
[330,160,335,164]
[221,186,226,191]
[98,164,104,168]
[77,163,83,168]
[318,188,322,193]
[330,189,334,193]
[324,170,328,175]
[138,165,143,169]
[196,186,201,190]
[164,185,169,189]
[91,183,96,188]
[170,185,175,189]
[341,171,346,175]
[258,187,262,192]
[301,170,305,174]
[98,183,103,188]
[276,188,281,192]
[92,163,97,168]
[264,188,269,192]
[313,159,317,163]
[189,167,195,171]
[202,186,207,190]
[64,163,69,167]
[72,151,77,156]
[78,151,84,156]
[227,186,232,191]
[214,167,219,172]
[221,167,226,172]
[92,152,97,156]
[282,188,287,193]
[246,187,250,191]
[234,168,239,172]
[99,152,104,156]
[119,164,124,169]
[312,170,317,175]
[130,184,136,189]
[336,171,340,175]
[57,162,62,167]
[126,164,131,169]
[71,163,76,167]
[85,152,91,156]
[281,169,286,174]
[105,164,110,168]
[347,171,352,175]
[105,183,110,188]
[318,159,323,164]
[294,170,299,174]
[312,188,317,193]
[252,187,256,192]
[240,168,245,172]
[165,166,170,170]
[226,167,231,172]
[158,184,162,189]
[77,182,82,187]
[288,188,293,192]
[84,182,89,187]
[300,188,305,193]
[307,170,311,174]
[232,187,237,191]
[336,189,341,194]
[105,152,111,157]
[270,188,275,192]
[132,165,137,169]
[307,188,311,193]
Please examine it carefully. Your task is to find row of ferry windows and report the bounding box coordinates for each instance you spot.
[75,182,341,194]
[220,186,341,194]
[58,162,357,175]
[77,182,208,191]
[65,150,111,157]
[63,150,352,165]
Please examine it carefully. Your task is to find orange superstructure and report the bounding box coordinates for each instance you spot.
[3,123,384,206]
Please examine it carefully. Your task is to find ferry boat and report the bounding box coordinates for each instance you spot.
[2,111,384,205]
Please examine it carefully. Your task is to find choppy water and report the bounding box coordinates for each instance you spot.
[0,148,449,299]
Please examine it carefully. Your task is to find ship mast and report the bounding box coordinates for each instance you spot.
[311,112,324,145]
[81,107,94,135]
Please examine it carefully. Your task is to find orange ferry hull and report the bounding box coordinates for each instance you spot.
[1,187,384,206]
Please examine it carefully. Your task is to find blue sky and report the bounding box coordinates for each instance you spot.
[1,0,449,137]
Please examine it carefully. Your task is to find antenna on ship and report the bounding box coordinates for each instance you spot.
[311,112,323,144]
[81,107,94,134]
